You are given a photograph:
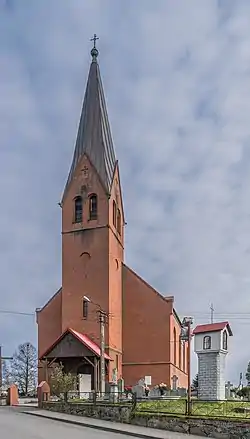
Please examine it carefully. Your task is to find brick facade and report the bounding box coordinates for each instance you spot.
[37,154,188,387]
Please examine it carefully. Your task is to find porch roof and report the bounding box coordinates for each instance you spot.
[40,327,111,360]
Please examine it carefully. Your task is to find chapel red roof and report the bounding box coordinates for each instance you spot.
[40,327,111,360]
[193,321,233,336]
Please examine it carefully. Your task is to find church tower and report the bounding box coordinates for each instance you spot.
[37,37,189,391]
[61,38,124,380]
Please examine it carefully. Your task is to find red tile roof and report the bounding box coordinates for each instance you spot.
[69,329,111,360]
[193,321,233,336]
[40,327,111,360]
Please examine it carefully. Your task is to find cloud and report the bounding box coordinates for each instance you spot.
[1,0,250,382]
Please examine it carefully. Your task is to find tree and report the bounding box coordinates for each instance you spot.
[50,363,75,401]
[2,360,12,389]
[237,386,250,398]
[11,342,37,395]
[192,373,198,389]
[246,362,250,386]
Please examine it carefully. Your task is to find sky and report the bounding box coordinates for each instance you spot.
[1,0,250,384]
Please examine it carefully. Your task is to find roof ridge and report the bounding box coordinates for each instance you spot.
[193,321,233,336]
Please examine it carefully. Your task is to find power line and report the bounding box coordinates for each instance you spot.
[1,308,250,321]
[0,310,34,316]
[189,317,250,323]
[189,311,250,315]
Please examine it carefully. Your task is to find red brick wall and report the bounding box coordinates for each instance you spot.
[37,289,62,383]
[169,313,188,388]
[60,155,124,380]
[122,264,172,386]
[61,155,110,342]
[37,288,62,359]
[37,150,188,390]
[107,165,124,379]
[122,265,188,388]
[122,364,171,387]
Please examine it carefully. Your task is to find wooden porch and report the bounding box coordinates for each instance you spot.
[39,328,111,393]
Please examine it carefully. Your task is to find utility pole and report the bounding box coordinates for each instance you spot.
[98,310,107,396]
[210,303,214,324]
[180,317,193,416]
[83,295,108,396]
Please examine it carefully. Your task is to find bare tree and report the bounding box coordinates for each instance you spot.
[2,360,12,389]
[11,342,37,395]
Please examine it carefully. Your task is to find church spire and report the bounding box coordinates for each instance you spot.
[62,35,117,201]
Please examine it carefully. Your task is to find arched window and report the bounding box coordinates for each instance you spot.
[113,200,117,227]
[117,208,121,235]
[179,339,182,369]
[203,335,211,350]
[173,328,177,365]
[223,330,228,350]
[74,196,82,223]
[183,342,186,372]
[89,194,98,220]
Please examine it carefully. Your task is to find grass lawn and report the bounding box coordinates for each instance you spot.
[136,399,250,419]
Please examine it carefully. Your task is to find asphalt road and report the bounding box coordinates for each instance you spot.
[0,407,202,438]
[2,408,130,438]
[0,408,134,438]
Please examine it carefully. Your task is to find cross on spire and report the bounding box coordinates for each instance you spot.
[210,303,214,324]
[90,34,99,49]
[90,34,99,60]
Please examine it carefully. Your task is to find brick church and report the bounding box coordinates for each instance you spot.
[36,40,188,392]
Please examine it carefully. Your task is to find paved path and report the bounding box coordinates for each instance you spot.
[18,407,204,438]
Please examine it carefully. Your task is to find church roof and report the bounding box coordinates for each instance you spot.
[62,40,116,200]
[39,327,111,360]
[193,321,233,336]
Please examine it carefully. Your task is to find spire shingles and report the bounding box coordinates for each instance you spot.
[63,42,116,200]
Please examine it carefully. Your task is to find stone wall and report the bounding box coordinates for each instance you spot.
[42,401,250,438]
[42,402,131,423]
[198,352,226,400]
[131,413,250,438]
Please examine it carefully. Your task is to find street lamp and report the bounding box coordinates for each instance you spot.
[83,296,106,395]
[180,316,193,416]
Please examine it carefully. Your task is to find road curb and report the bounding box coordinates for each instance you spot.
[22,411,163,438]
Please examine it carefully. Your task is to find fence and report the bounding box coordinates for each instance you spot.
[46,390,250,419]
[50,390,136,407]
[136,397,250,419]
